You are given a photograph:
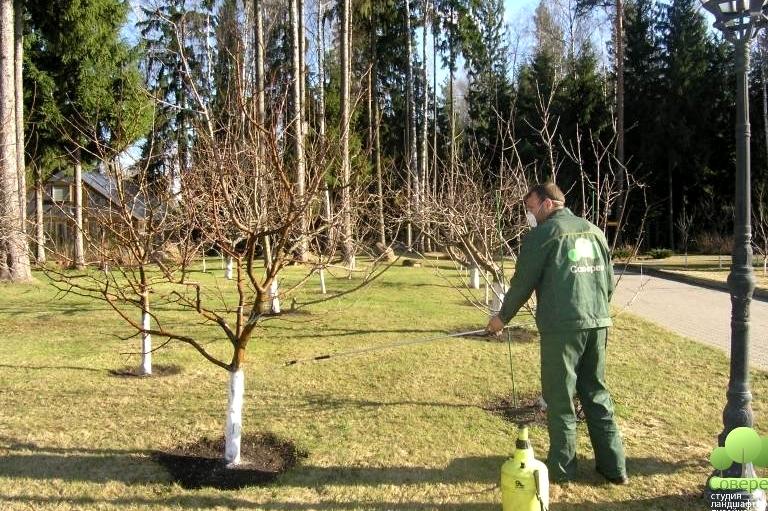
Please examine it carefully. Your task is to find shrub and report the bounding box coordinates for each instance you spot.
[648,248,673,259]
[693,231,733,255]
[612,245,636,260]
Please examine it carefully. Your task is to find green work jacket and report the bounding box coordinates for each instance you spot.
[498,208,614,333]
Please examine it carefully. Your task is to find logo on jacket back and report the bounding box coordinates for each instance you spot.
[569,237,604,273]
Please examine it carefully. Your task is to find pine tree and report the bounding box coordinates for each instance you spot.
[27,0,150,268]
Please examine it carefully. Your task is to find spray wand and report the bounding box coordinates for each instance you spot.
[284,328,503,366]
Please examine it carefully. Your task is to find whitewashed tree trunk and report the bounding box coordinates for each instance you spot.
[224,368,244,465]
[490,281,508,315]
[141,309,152,375]
[202,253,207,273]
[225,256,234,279]
[469,266,480,289]
[74,150,85,269]
[270,279,281,313]
[319,267,326,294]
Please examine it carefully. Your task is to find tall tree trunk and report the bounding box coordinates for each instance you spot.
[668,161,674,250]
[371,9,385,246]
[0,0,30,282]
[254,0,271,269]
[762,46,768,181]
[13,0,22,230]
[613,0,625,246]
[35,164,44,263]
[432,22,437,247]
[419,0,429,252]
[341,0,355,268]
[448,14,456,207]
[317,0,334,251]
[405,0,418,249]
[290,0,307,260]
[74,149,85,269]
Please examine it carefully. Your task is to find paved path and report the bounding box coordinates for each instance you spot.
[612,271,768,371]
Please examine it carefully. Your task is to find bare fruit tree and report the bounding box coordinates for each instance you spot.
[44,15,391,468]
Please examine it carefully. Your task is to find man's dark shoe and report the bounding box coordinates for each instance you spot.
[597,469,628,485]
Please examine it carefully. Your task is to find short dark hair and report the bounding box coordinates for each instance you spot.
[524,182,565,204]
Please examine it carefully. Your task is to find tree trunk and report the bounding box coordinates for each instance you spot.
[0,0,30,282]
[341,0,355,269]
[224,368,244,465]
[225,255,233,279]
[74,149,85,269]
[13,0,22,230]
[141,295,152,375]
[668,161,674,250]
[35,165,44,263]
[290,0,307,261]
[405,0,419,250]
[448,18,456,207]
[613,0,625,246]
[419,0,429,252]
[253,0,272,269]
[371,8,385,246]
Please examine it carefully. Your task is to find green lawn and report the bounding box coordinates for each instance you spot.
[0,261,762,510]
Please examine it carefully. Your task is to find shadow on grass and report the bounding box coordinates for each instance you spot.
[0,446,704,510]
[0,488,703,511]
[0,494,503,510]
[0,449,165,485]
[0,363,104,373]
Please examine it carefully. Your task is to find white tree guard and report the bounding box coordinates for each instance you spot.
[224,369,244,465]
[141,311,152,375]
[469,267,481,289]
[270,280,281,313]
[202,255,207,273]
[225,256,234,280]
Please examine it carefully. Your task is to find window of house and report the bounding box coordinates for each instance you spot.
[51,185,69,202]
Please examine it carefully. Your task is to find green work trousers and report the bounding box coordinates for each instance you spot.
[540,327,626,481]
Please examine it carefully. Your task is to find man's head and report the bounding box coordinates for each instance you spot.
[524,183,565,226]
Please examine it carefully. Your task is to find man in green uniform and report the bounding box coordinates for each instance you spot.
[486,182,627,484]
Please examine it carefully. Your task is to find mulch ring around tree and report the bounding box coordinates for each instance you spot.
[154,433,307,490]
[108,364,183,378]
[484,393,586,426]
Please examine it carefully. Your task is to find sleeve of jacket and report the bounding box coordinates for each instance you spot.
[498,232,547,324]
[598,231,615,302]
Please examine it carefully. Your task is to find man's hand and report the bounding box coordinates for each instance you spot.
[486,315,505,335]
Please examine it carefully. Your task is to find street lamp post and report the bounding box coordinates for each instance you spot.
[702,0,765,501]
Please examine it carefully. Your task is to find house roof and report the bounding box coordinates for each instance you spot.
[47,170,148,220]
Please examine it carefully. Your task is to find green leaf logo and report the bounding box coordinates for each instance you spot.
[568,238,595,262]
[709,426,768,473]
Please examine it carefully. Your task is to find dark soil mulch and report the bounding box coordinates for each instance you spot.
[108,364,183,378]
[485,393,548,426]
[484,393,586,426]
[154,433,307,490]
